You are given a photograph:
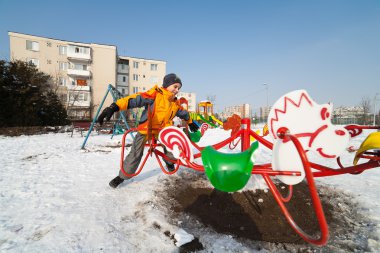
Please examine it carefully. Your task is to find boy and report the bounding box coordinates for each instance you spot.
[97,73,199,188]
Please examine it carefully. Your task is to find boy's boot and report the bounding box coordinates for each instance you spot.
[166,162,175,172]
[109,176,124,188]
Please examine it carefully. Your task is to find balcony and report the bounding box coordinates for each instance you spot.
[67,45,91,61]
[67,86,91,107]
[117,64,129,74]
[68,85,90,91]
[67,68,91,77]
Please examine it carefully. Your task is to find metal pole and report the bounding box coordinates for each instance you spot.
[81,84,112,149]
[374,93,379,126]
[109,86,135,140]
[264,84,269,108]
[266,84,269,119]
[263,84,269,119]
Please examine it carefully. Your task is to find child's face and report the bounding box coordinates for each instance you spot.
[166,83,181,95]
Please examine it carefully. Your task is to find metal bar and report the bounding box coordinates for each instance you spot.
[81,84,112,149]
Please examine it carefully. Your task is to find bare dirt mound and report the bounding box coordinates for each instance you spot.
[156,170,377,252]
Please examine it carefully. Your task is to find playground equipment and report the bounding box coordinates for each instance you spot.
[190,100,223,127]
[81,84,134,149]
[222,114,264,149]
[116,89,380,246]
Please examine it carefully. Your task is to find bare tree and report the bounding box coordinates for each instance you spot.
[206,94,216,103]
[206,94,217,113]
[360,96,371,125]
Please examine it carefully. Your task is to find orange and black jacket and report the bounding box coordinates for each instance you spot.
[116,85,192,135]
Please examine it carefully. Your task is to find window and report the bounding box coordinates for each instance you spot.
[71,63,87,70]
[77,79,87,86]
[78,93,88,101]
[122,88,125,94]
[151,64,158,71]
[26,40,39,51]
[122,76,126,82]
[59,77,66,86]
[59,46,67,55]
[28,58,39,68]
[69,92,88,102]
[133,74,139,81]
[73,46,90,54]
[133,61,139,69]
[133,87,138,93]
[69,92,76,101]
[59,62,68,70]
[150,76,158,84]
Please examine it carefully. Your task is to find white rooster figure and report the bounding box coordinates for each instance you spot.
[267,90,350,185]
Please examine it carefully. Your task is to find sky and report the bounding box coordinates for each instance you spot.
[1,0,380,113]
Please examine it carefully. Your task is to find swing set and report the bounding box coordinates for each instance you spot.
[116,89,380,246]
[81,84,136,149]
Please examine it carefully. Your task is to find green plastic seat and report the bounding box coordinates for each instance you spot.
[182,128,202,143]
[189,130,202,142]
[201,142,259,192]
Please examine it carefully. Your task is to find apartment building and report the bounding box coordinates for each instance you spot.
[259,106,271,121]
[220,104,250,120]
[177,91,197,112]
[8,32,177,121]
[9,31,118,120]
[117,56,166,96]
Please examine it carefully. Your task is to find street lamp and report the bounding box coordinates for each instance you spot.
[374,93,379,126]
[263,84,269,108]
[263,84,269,118]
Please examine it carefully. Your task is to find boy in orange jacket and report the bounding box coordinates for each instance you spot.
[97,73,199,188]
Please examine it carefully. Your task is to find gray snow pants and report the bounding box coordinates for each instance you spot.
[119,132,176,179]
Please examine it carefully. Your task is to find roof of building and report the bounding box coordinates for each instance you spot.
[8,31,117,48]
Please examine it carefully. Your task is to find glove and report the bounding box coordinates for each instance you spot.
[97,103,119,125]
[188,122,199,132]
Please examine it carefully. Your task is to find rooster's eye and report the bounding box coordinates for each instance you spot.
[320,107,330,120]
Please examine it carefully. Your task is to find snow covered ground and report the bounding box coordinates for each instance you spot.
[0,126,379,252]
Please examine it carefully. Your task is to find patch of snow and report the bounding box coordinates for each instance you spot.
[174,228,194,247]
[0,127,379,252]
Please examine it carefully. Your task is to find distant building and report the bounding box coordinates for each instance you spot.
[259,106,271,121]
[220,104,250,120]
[332,106,365,124]
[8,31,195,121]
[177,91,197,112]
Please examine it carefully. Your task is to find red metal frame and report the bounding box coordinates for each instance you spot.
[118,121,380,246]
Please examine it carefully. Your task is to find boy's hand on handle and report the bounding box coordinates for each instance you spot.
[188,122,199,132]
[97,103,119,125]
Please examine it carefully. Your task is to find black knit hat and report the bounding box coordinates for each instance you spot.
[163,73,182,88]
